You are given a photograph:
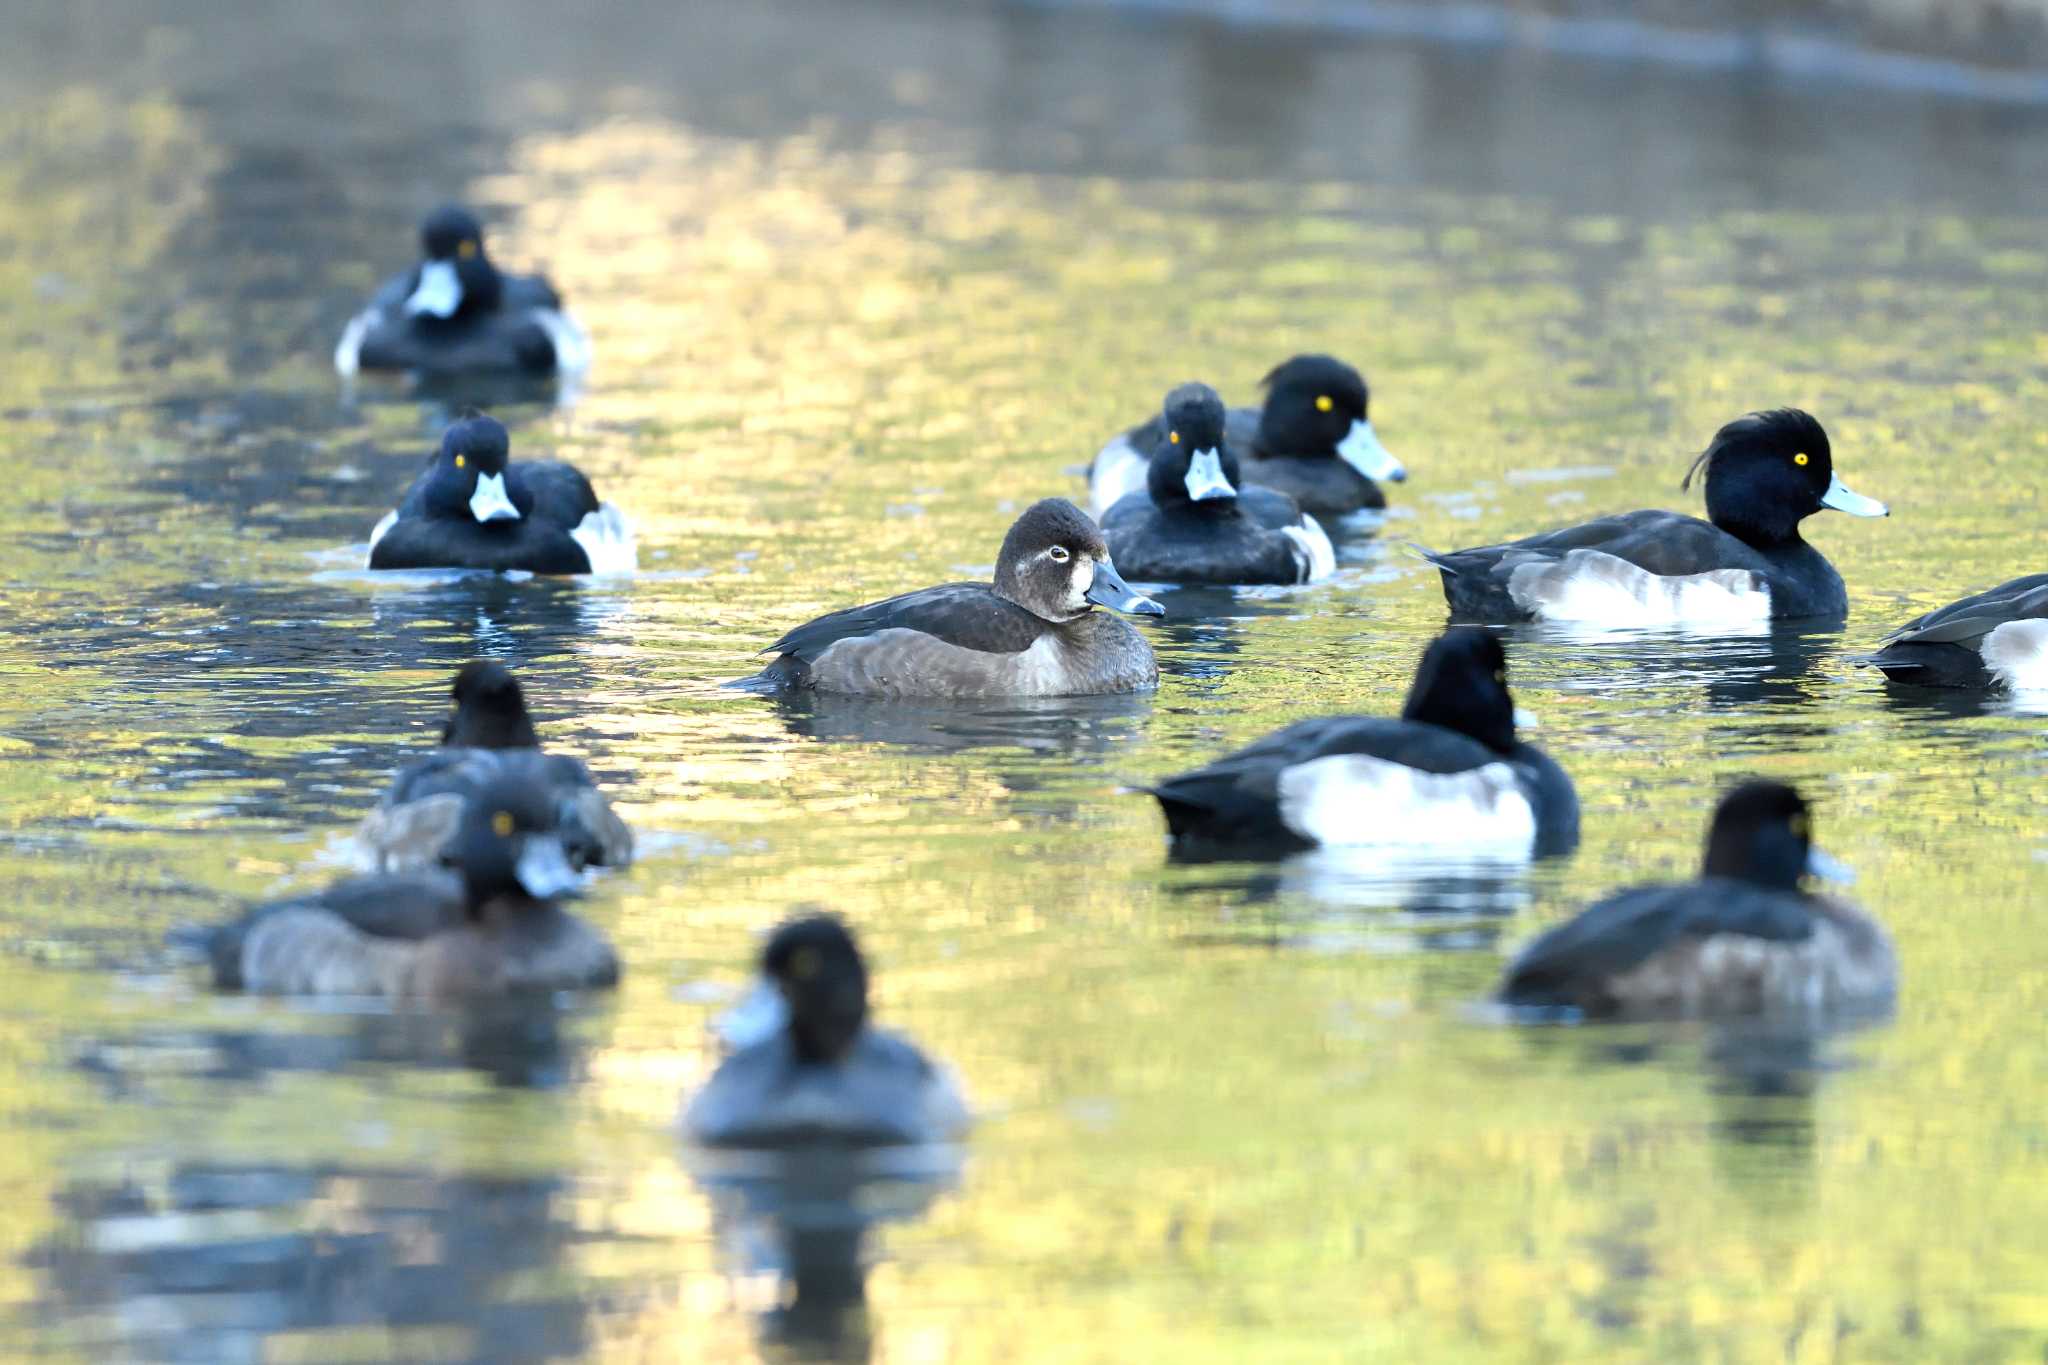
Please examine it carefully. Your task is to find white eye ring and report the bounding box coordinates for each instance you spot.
[1048,545,1071,563]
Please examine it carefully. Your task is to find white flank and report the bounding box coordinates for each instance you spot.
[333,307,379,376]
[529,308,592,375]
[1088,435,1148,516]
[1282,513,1336,583]
[1982,618,2048,692]
[1506,548,1771,629]
[404,260,463,318]
[571,504,639,575]
[1275,754,1537,853]
[365,509,399,561]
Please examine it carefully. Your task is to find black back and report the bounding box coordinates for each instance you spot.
[1146,629,1576,854]
[1498,780,1826,1010]
[1496,880,1816,1011]
[204,870,468,989]
[1869,572,2048,686]
[765,583,1054,665]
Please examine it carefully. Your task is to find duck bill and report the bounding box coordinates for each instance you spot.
[715,977,790,1049]
[1805,847,1856,884]
[1337,419,1406,482]
[404,260,465,318]
[1819,473,1887,517]
[469,472,521,523]
[514,835,582,899]
[1085,559,1164,615]
[1182,448,1236,502]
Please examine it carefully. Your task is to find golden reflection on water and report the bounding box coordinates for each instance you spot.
[0,47,2044,1364]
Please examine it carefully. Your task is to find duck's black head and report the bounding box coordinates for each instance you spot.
[1400,627,1517,754]
[407,204,503,319]
[443,661,540,749]
[993,498,1163,622]
[439,774,581,911]
[1146,382,1241,513]
[1682,408,1887,546]
[418,414,533,526]
[762,912,869,1063]
[1256,354,1406,483]
[1700,780,1837,892]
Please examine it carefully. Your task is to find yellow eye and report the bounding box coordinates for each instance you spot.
[1793,452,1809,466]
[454,454,466,468]
[1494,669,1506,684]
[1790,812,1810,838]
[491,811,514,837]
[1315,395,1333,413]
[1168,431,1180,444]
[790,947,820,980]
[457,239,477,260]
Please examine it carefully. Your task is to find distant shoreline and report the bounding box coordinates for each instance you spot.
[1015,0,2048,105]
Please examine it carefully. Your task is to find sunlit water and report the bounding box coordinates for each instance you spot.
[1,1,2046,1360]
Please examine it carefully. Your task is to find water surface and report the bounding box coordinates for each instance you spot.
[1,1,2046,1359]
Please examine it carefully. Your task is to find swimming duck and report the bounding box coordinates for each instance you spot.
[355,661,634,874]
[201,775,619,999]
[1420,408,1887,626]
[750,498,1163,698]
[1089,354,1406,518]
[1143,628,1578,857]
[1497,781,1895,1018]
[684,913,970,1147]
[334,204,589,379]
[1099,383,1335,586]
[366,414,635,574]
[1864,573,2048,692]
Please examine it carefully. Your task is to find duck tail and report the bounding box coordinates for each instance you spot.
[1403,540,1458,573]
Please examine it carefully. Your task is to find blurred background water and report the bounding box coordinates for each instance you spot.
[0,0,2045,1360]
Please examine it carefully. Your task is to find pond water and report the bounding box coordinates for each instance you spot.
[2,0,2046,1359]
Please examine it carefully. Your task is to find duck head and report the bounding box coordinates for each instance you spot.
[442,661,540,749]
[1401,627,1518,754]
[420,414,532,527]
[1256,354,1405,483]
[405,204,504,320]
[440,775,582,910]
[1702,780,1853,891]
[993,498,1162,621]
[1682,408,1887,546]
[1146,382,1241,512]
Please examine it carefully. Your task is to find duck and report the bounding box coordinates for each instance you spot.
[366,414,635,574]
[1496,781,1896,1018]
[1863,573,2048,692]
[355,661,634,874]
[684,913,970,1147]
[1142,628,1578,858]
[198,775,619,999]
[333,204,589,379]
[1419,408,1888,626]
[1088,354,1406,519]
[748,498,1163,698]
[1099,383,1335,586]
